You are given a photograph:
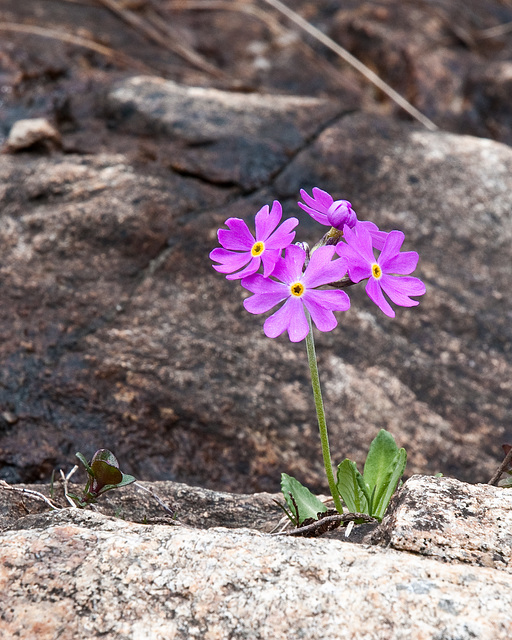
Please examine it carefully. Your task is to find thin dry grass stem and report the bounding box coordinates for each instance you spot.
[60,467,79,508]
[0,480,62,511]
[258,0,438,131]
[476,21,512,39]
[488,447,512,486]
[97,0,227,78]
[169,0,287,37]
[0,21,154,72]
[269,493,335,533]
[58,0,100,4]
[134,481,191,526]
[170,0,363,93]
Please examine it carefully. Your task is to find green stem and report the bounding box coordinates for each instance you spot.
[304,314,344,514]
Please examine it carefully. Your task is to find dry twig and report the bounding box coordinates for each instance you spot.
[169,0,287,37]
[98,0,227,78]
[488,447,512,486]
[0,480,62,511]
[60,466,79,508]
[258,0,438,131]
[272,512,376,537]
[0,21,154,73]
[476,21,512,40]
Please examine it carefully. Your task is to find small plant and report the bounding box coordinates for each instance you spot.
[69,449,136,508]
[336,429,406,520]
[211,188,424,530]
[280,430,406,525]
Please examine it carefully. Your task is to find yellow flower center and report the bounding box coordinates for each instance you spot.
[290,282,305,297]
[251,241,265,257]
[372,264,382,279]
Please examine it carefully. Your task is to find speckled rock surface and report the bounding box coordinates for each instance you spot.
[1,476,512,640]
[0,479,282,533]
[372,475,512,571]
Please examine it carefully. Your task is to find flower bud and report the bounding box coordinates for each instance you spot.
[327,200,357,229]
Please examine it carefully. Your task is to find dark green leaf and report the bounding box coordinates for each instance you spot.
[75,452,94,476]
[90,460,123,488]
[363,429,399,492]
[281,473,327,525]
[371,448,407,519]
[116,473,136,488]
[336,459,369,514]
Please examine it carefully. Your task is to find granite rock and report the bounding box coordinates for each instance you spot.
[1,476,512,639]
[106,76,344,189]
[1,85,512,491]
[372,475,512,571]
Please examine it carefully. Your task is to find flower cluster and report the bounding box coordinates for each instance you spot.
[210,188,425,342]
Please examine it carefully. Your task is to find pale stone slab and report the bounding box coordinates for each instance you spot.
[1,508,511,640]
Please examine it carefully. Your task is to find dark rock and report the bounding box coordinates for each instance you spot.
[1,0,512,495]
[106,76,344,188]
[2,104,512,492]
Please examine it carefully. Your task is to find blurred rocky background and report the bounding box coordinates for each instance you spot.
[1,0,512,494]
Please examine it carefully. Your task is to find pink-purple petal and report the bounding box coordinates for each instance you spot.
[226,255,261,280]
[343,224,376,263]
[217,227,251,251]
[380,250,418,275]
[311,187,334,211]
[260,248,281,278]
[304,301,338,334]
[302,248,348,288]
[264,297,305,341]
[304,289,351,312]
[378,275,418,307]
[271,245,305,284]
[365,278,395,318]
[336,243,372,283]
[354,221,389,251]
[241,274,286,294]
[210,248,251,273]
[379,230,405,264]
[244,290,290,314]
[219,218,254,249]
[285,298,310,342]
[297,203,330,225]
[299,188,333,213]
[264,216,299,249]
[380,275,426,305]
[254,203,278,241]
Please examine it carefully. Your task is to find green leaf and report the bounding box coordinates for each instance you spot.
[116,473,136,488]
[336,459,369,514]
[362,430,408,518]
[75,452,94,476]
[370,447,407,519]
[91,460,123,488]
[280,473,327,525]
[363,429,400,492]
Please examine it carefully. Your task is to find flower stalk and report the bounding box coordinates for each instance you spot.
[304,313,344,513]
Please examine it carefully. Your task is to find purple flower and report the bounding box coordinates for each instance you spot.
[210,201,298,280]
[299,187,357,229]
[336,224,426,318]
[299,187,388,250]
[241,245,350,342]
